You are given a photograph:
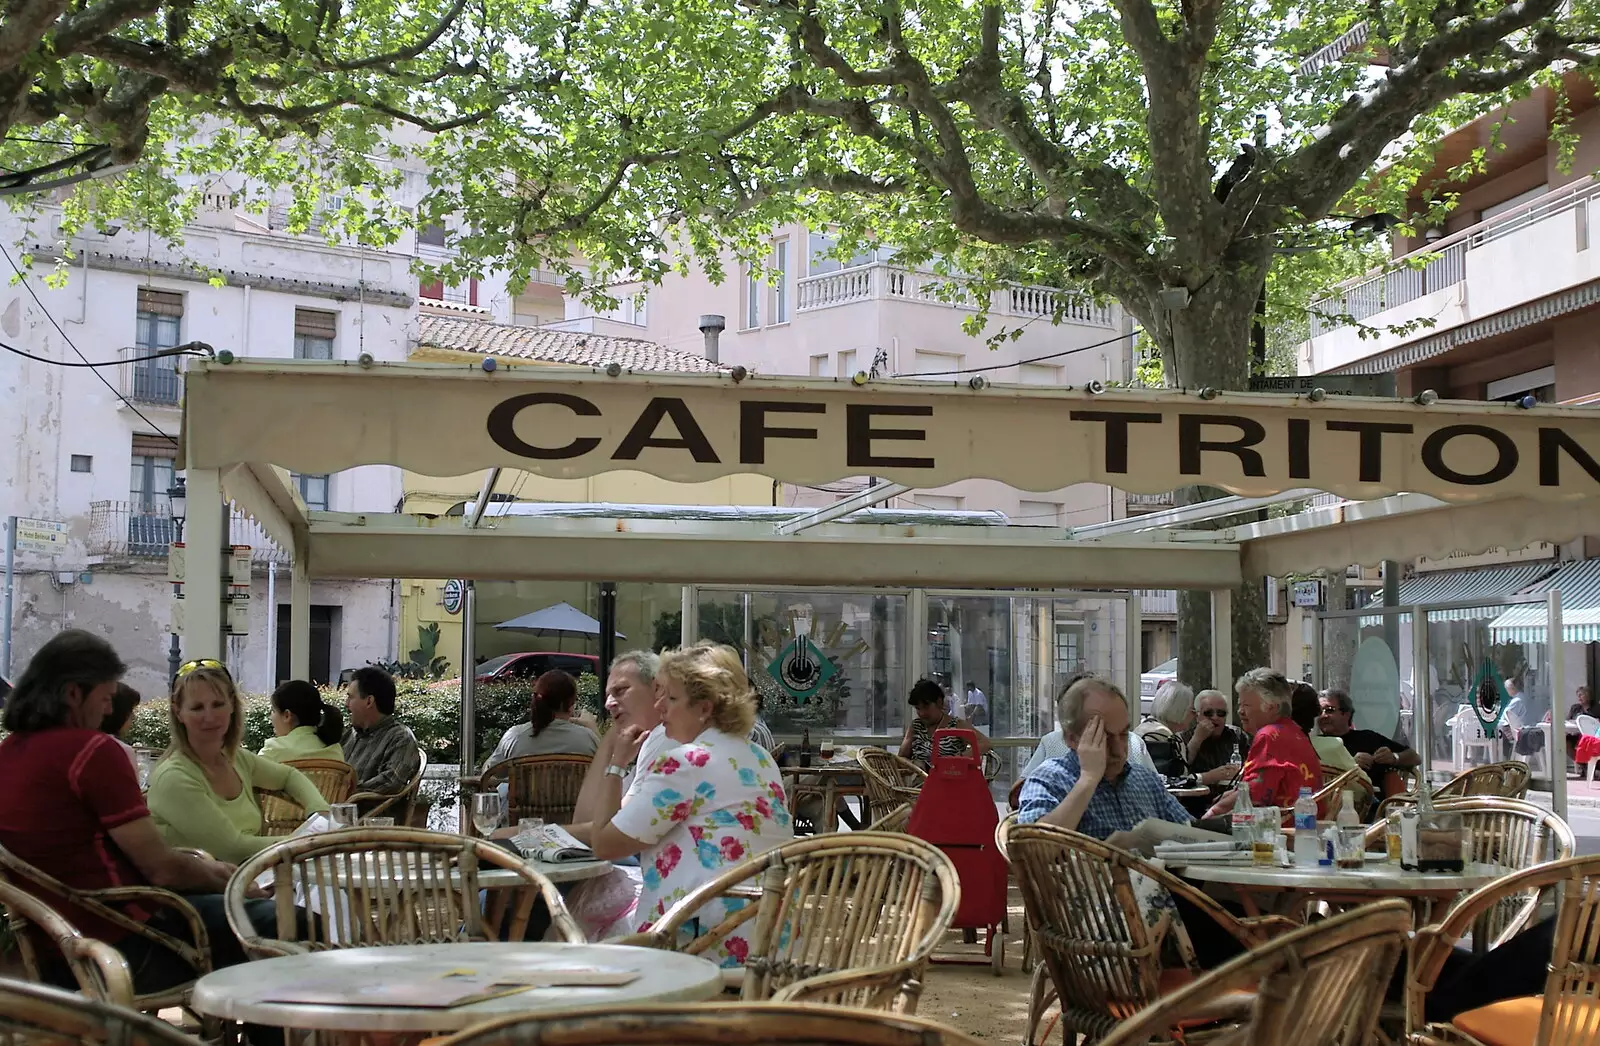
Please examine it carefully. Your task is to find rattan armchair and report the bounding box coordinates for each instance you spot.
[856,748,926,814]
[1098,899,1411,1046]
[1309,765,1376,821]
[0,843,210,1015]
[1008,822,1300,1045]
[1377,762,1532,820]
[0,979,204,1046]
[257,758,357,836]
[223,827,582,958]
[349,746,428,825]
[616,831,959,1013]
[460,754,590,835]
[867,803,913,832]
[0,882,134,1007]
[433,1003,984,1046]
[1408,855,1600,1046]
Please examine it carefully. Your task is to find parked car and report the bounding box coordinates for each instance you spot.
[1139,657,1179,715]
[474,652,600,684]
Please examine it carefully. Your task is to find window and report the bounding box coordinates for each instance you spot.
[809,354,834,378]
[1487,366,1556,404]
[293,473,330,511]
[1018,499,1062,526]
[1480,185,1547,223]
[772,239,789,324]
[70,455,92,473]
[915,494,965,512]
[293,308,337,360]
[838,349,857,378]
[133,289,183,405]
[806,230,876,275]
[744,265,760,330]
[1019,363,1063,385]
[913,350,962,375]
[129,435,176,555]
[418,223,448,247]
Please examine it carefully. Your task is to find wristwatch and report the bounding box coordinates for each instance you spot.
[604,764,628,779]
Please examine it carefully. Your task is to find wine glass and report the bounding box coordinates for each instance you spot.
[472,792,505,837]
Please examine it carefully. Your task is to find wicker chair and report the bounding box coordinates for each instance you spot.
[461,754,591,835]
[0,882,134,1007]
[995,813,1046,1035]
[432,1003,984,1046]
[223,827,582,957]
[1377,762,1532,820]
[1098,900,1412,1046]
[1359,796,1574,949]
[867,803,913,832]
[0,979,204,1046]
[616,831,959,1013]
[1009,822,1300,1045]
[1408,855,1600,1046]
[0,844,210,1015]
[257,758,357,836]
[856,748,927,815]
[1307,766,1376,822]
[349,746,429,825]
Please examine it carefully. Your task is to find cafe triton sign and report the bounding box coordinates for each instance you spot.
[183,364,1600,505]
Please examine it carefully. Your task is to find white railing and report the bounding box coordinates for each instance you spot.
[1138,590,1178,616]
[119,346,185,406]
[795,262,1115,327]
[1308,174,1600,338]
[87,503,288,563]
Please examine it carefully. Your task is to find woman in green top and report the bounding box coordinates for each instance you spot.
[147,665,330,864]
[259,680,346,763]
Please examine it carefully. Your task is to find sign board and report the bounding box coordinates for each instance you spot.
[1414,542,1556,573]
[441,579,465,615]
[1291,580,1324,608]
[1249,375,1396,397]
[226,586,251,636]
[170,595,184,634]
[168,542,186,584]
[185,365,1600,505]
[14,518,68,555]
[766,636,836,703]
[229,546,252,586]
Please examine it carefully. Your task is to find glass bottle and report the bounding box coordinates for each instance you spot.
[1230,781,1255,847]
[1416,776,1464,872]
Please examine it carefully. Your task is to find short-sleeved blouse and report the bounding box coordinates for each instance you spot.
[609,728,793,967]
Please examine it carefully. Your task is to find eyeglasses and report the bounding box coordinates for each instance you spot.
[176,658,229,680]
[1199,709,1229,719]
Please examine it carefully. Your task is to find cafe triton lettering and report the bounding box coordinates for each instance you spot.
[486,393,1600,489]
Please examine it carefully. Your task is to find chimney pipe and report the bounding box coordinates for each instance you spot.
[698,314,726,363]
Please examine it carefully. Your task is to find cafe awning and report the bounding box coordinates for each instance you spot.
[1489,559,1600,644]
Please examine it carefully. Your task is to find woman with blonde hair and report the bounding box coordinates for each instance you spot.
[146,661,330,863]
[567,641,792,964]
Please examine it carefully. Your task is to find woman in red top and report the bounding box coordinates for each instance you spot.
[1203,667,1323,819]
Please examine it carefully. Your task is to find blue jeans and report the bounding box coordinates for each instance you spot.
[115,894,279,995]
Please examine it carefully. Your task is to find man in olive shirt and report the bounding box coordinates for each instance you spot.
[1181,688,1248,789]
[342,667,421,797]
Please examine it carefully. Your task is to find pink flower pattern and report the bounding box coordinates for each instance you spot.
[654,756,681,775]
[684,747,710,767]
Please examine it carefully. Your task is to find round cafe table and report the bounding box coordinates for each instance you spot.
[782,762,870,832]
[1168,856,1505,925]
[191,941,723,1040]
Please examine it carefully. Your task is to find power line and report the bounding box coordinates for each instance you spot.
[0,341,210,367]
[0,242,181,445]
[891,325,1145,377]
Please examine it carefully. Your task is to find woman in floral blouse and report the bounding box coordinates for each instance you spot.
[569,641,793,965]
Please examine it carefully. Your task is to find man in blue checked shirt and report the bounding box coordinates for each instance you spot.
[1016,677,1193,849]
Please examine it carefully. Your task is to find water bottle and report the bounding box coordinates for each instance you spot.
[1293,787,1320,867]
[1230,781,1255,847]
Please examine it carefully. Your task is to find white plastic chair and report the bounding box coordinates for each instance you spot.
[1450,705,1497,769]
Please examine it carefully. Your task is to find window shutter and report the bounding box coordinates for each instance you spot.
[294,309,338,338]
[131,434,177,458]
[136,288,184,316]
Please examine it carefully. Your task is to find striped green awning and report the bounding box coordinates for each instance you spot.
[1488,559,1600,644]
[1360,564,1558,628]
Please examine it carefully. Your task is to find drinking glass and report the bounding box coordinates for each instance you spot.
[473,792,506,837]
[517,817,545,833]
[134,751,154,791]
[328,802,359,829]
[364,816,395,828]
[1251,807,1282,866]
[1335,826,1367,869]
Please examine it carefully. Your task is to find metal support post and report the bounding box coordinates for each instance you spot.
[1550,589,1568,821]
[1125,592,1141,715]
[1411,611,1431,782]
[3,516,16,678]
[597,583,617,674]
[266,562,278,686]
[290,555,311,680]
[460,581,478,772]
[180,469,225,661]
[680,586,697,646]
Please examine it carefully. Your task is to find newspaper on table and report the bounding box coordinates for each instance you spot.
[251,812,359,944]
[1112,817,1240,858]
[511,823,593,864]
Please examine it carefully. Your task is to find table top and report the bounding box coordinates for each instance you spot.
[1171,858,1505,894]
[190,942,723,1032]
[782,762,866,777]
[1167,786,1211,799]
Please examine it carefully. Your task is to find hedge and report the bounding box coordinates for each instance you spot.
[124,674,606,766]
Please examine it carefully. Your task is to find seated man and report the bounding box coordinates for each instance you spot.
[1205,668,1322,819]
[341,666,421,799]
[0,630,272,995]
[1016,677,1191,847]
[1317,687,1419,799]
[1022,673,1160,781]
[1182,688,1248,793]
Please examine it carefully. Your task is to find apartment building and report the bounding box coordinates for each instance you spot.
[0,181,472,695]
[1299,73,1600,704]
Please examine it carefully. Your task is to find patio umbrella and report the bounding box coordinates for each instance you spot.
[492,602,626,647]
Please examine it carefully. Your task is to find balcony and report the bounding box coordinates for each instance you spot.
[1305,174,1600,372]
[87,502,290,564]
[120,348,185,407]
[795,263,1116,328]
[1138,590,1178,616]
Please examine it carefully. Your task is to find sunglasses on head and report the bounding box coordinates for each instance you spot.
[1199,709,1229,718]
[176,658,229,680]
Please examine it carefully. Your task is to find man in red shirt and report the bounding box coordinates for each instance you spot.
[0,630,265,994]
[1204,668,1323,818]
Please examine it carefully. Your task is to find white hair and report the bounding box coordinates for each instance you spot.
[1152,681,1195,730]
[610,650,660,685]
[1235,667,1293,717]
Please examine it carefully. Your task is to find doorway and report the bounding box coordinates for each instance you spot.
[275,604,336,685]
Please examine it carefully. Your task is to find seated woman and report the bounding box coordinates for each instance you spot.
[899,679,989,770]
[100,682,143,774]
[1135,681,1193,778]
[483,670,599,769]
[147,664,331,863]
[568,641,792,964]
[1289,682,1362,781]
[259,680,346,763]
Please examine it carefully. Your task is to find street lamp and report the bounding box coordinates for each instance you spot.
[166,478,187,684]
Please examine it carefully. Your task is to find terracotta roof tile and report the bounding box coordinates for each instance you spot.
[417,314,721,373]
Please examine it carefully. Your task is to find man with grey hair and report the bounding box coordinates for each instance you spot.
[1204,668,1323,820]
[1022,673,1160,779]
[573,649,667,823]
[1017,677,1191,840]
